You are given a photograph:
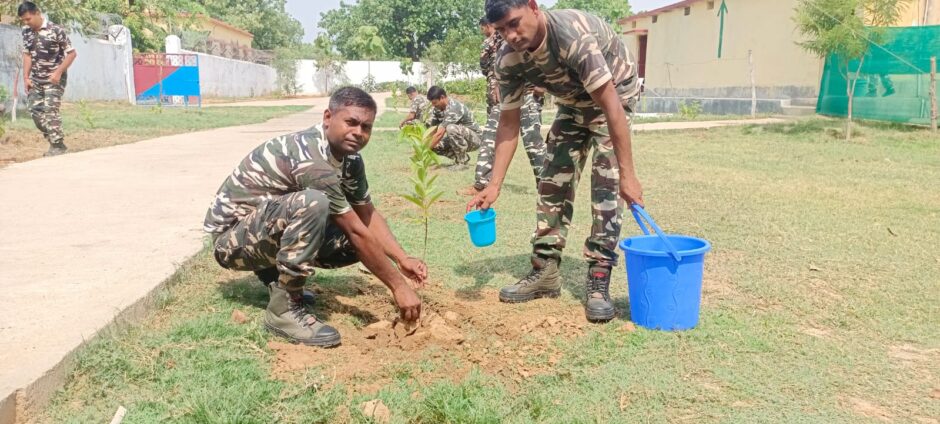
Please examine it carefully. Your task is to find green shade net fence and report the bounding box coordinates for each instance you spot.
[817,25,940,125]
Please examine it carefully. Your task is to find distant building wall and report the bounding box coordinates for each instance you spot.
[181,49,277,97]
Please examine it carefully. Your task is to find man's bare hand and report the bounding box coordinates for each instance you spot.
[398,257,428,289]
[619,174,644,206]
[392,285,422,322]
[49,71,61,85]
[25,79,32,91]
[466,184,501,212]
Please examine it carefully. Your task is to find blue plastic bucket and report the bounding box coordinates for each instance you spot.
[465,208,497,247]
[618,205,711,331]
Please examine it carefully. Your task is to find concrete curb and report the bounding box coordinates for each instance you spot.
[0,254,196,423]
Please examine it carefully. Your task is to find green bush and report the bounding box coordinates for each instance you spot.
[374,80,410,92]
[678,99,703,120]
[443,78,487,111]
[360,75,378,93]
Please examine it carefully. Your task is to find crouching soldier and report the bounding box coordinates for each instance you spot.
[205,87,427,347]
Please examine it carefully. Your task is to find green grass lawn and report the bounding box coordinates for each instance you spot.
[39,116,939,423]
[0,102,309,164]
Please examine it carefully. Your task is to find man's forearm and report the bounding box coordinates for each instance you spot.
[430,127,445,148]
[357,206,408,263]
[593,82,637,177]
[22,54,31,83]
[401,112,416,125]
[347,225,410,291]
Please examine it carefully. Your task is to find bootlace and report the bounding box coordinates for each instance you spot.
[587,272,611,301]
[519,266,546,286]
[288,293,316,328]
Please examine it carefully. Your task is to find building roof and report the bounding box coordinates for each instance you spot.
[200,15,254,39]
[620,0,707,23]
[178,13,254,39]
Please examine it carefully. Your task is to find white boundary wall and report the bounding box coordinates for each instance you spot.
[295,60,481,95]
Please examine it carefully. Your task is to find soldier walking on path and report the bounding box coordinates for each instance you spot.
[399,86,430,128]
[19,1,77,157]
[205,87,427,347]
[468,0,645,322]
[426,86,482,166]
[461,16,545,196]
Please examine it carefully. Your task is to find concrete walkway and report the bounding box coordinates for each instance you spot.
[633,118,785,131]
[371,117,786,133]
[0,93,389,423]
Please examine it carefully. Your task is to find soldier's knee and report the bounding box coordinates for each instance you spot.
[293,189,331,216]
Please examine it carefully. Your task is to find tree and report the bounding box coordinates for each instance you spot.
[350,26,387,84]
[2,0,204,52]
[197,0,303,50]
[0,0,98,34]
[553,0,632,30]
[794,0,909,141]
[2,0,302,52]
[312,34,346,94]
[319,0,483,60]
[84,0,206,52]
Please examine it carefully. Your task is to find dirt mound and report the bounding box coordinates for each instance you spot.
[268,279,594,393]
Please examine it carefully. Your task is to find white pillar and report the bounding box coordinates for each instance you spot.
[165,35,181,54]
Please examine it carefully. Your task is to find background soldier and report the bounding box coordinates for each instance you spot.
[470,0,645,323]
[427,86,482,166]
[19,1,77,157]
[399,86,430,128]
[465,17,545,196]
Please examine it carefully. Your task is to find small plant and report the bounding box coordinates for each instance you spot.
[399,123,443,258]
[360,75,377,93]
[78,100,95,129]
[678,100,702,120]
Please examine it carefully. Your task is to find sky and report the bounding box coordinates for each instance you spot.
[285,0,677,42]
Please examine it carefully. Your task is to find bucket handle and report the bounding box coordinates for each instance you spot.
[630,204,682,261]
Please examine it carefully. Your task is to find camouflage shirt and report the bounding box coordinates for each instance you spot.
[428,98,481,134]
[480,33,504,108]
[408,95,430,122]
[482,33,537,109]
[495,9,639,110]
[22,19,74,82]
[203,125,371,234]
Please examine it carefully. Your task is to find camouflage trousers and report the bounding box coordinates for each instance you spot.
[28,80,66,146]
[212,189,358,288]
[532,103,634,268]
[432,124,481,165]
[475,93,545,190]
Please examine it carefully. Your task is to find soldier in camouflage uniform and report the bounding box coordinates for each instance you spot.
[469,18,545,194]
[19,2,77,157]
[205,87,427,347]
[399,86,430,128]
[426,86,482,166]
[470,1,645,322]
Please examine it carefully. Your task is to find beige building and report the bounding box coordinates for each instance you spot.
[191,15,254,48]
[620,0,940,114]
